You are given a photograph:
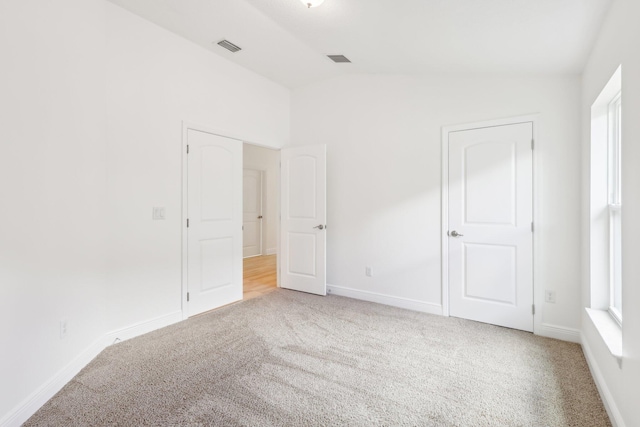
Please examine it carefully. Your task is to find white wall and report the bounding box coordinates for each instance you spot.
[0,1,290,425]
[244,144,280,255]
[0,0,109,421]
[581,0,640,425]
[104,2,289,332]
[291,75,582,333]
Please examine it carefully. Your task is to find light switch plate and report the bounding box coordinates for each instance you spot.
[152,207,166,220]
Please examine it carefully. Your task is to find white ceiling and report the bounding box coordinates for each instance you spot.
[108,0,612,88]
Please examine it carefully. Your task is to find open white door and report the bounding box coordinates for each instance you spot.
[448,122,533,332]
[280,145,327,296]
[243,169,263,258]
[185,128,242,317]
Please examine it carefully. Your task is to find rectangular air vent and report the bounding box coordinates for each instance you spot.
[217,39,242,53]
[327,55,351,63]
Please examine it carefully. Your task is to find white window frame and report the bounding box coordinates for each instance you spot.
[607,91,622,325]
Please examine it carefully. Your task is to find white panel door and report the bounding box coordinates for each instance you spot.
[280,145,326,296]
[243,169,262,258]
[186,129,242,317]
[448,122,533,332]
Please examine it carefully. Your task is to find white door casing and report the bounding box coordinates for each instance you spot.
[185,128,243,317]
[243,169,263,258]
[447,121,533,332]
[280,145,327,296]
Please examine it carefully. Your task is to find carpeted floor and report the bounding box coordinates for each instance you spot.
[25,290,611,426]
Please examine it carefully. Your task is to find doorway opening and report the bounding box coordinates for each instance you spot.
[242,143,280,300]
[182,123,327,317]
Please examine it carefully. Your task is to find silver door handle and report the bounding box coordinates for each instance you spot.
[314,224,325,230]
[449,230,463,237]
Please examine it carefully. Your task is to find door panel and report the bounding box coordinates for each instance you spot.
[464,142,516,225]
[243,169,262,258]
[281,145,326,296]
[187,129,242,317]
[463,243,516,304]
[448,122,533,332]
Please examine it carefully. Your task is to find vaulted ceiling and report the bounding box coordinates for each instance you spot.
[108,0,612,88]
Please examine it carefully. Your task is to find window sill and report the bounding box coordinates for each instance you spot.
[585,308,622,365]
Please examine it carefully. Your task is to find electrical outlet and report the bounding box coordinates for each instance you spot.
[545,290,556,304]
[60,320,68,339]
[365,266,373,277]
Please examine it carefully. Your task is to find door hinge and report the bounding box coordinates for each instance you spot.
[532,304,535,315]
[531,139,534,150]
[187,218,190,228]
[186,145,190,154]
[187,292,190,302]
[531,222,534,232]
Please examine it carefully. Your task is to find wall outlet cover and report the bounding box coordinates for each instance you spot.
[152,207,166,220]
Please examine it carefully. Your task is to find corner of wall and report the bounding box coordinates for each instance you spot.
[580,329,626,427]
[0,311,183,427]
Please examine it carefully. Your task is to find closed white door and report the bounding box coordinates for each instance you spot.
[280,145,326,296]
[448,122,533,332]
[186,129,242,317]
[243,169,263,258]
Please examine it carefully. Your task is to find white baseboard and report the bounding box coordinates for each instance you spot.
[327,284,443,315]
[265,247,277,255]
[105,310,182,345]
[0,311,183,427]
[535,323,581,343]
[581,332,626,427]
[0,336,110,427]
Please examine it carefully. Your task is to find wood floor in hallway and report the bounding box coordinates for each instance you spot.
[243,254,277,300]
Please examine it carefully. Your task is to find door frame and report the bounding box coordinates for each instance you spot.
[440,114,539,330]
[181,122,282,320]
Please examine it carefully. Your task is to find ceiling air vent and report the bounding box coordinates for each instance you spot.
[217,39,242,53]
[327,55,351,63]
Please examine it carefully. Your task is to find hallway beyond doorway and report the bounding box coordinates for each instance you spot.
[243,255,277,300]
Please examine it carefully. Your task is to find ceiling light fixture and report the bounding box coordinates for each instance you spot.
[301,0,325,8]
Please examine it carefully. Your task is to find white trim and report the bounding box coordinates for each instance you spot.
[441,114,539,331]
[585,308,622,360]
[440,125,450,316]
[327,284,443,315]
[181,122,190,320]
[581,332,626,427]
[0,311,182,427]
[535,323,581,343]
[105,311,182,345]
[0,337,109,427]
[265,247,277,255]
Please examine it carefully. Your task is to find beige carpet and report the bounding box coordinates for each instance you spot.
[25,290,610,426]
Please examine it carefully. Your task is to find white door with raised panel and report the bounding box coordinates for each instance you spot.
[186,129,242,317]
[243,169,263,258]
[448,122,533,332]
[280,145,326,296]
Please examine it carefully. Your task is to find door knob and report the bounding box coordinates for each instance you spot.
[258,216,263,219]
[449,230,464,237]
[313,224,325,230]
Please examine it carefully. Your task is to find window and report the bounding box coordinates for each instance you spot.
[588,65,622,357]
[608,92,622,324]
